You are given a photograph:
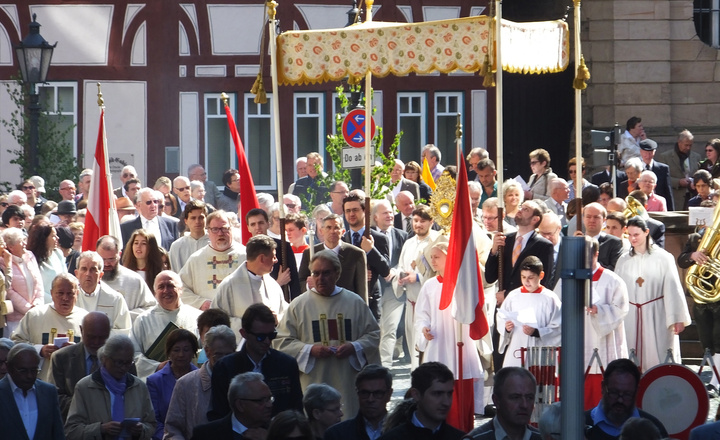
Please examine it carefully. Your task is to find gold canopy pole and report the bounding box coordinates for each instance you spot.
[268,1,285,212]
[573,0,584,233]
[495,0,504,209]
[363,0,374,241]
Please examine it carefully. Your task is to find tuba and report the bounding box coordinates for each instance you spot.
[623,195,649,220]
[686,204,720,304]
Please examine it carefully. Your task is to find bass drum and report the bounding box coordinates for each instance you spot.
[636,363,709,440]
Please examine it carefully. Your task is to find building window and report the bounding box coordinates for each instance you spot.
[245,94,275,190]
[397,93,427,163]
[694,0,720,48]
[294,93,325,166]
[38,82,77,156]
[435,92,463,162]
[204,93,234,187]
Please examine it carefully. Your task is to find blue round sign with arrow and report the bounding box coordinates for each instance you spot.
[342,109,376,148]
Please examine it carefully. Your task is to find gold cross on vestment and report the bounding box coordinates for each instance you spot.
[636,277,644,287]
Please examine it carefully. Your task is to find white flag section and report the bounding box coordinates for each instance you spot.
[82,108,122,251]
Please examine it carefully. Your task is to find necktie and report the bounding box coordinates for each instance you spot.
[512,236,523,266]
[89,354,99,374]
[353,231,361,247]
[405,217,412,233]
[645,164,650,170]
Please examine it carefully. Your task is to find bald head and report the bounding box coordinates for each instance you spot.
[81,311,111,356]
[538,212,562,246]
[395,191,415,217]
[607,198,626,214]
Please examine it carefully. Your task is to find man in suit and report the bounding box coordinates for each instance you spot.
[485,200,554,293]
[389,159,420,201]
[120,187,179,251]
[372,199,409,367]
[690,421,720,439]
[209,304,303,421]
[172,175,193,218]
[466,367,542,440]
[583,202,624,270]
[658,129,702,210]
[547,177,569,226]
[292,152,330,206]
[246,208,301,300]
[342,192,390,319]
[49,311,111,419]
[325,364,392,440]
[1,343,65,440]
[638,138,675,210]
[591,167,627,188]
[188,163,220,207]
[298,214,368,302]
[113,165,138,199]
[195,372,273,440]
[393,191,416,235]
[538,212,563,290]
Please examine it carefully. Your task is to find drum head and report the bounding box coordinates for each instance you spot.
[637,364,709,440]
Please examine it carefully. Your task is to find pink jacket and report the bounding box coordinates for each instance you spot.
[1,251,44,323]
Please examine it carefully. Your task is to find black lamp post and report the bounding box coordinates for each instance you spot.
[346,0,360,26]
[15,14,56,176]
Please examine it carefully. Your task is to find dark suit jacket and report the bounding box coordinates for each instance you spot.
[648,160,675,210]
[49,342,87,419]
[298,242,368,301]
[292,175,329,206]
[272,238,301,300]
[378,420,464,440]
[485,231,554,292]
[191,414,236,440]
[597,233,623,271]
[208,347,303,421]
[616,179,637,199]
[0,376,65,440]
[690,420,720,440]
[342,228,391,300]
[120,215,179,251]
[590,169,627,187]
[647,216,666,248]
[325,413,372,440]
[393,213,440,238]
[466,419,542,440]
[396,177,420,200]
[585,408,667,440]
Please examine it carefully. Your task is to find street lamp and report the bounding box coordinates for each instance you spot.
[15,13,56,176]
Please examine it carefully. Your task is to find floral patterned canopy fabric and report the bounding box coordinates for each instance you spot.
[277,16,569,86]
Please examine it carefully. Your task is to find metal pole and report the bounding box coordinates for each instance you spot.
[28,85,40,176]
[559,236,591,440]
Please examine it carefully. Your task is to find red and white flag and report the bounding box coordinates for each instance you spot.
[82,108,121,251]
[439,148,489,340]
[223,101,260,244]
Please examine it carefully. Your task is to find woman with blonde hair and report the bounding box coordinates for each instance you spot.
[122,229,165,291]
[502,179,525,227]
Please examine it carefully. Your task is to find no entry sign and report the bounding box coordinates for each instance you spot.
[342,109,376,148]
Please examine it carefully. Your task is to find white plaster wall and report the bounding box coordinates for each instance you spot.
[0,80,23,187]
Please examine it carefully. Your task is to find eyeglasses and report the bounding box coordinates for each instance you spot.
[21,186,35,190]
[606,388,635,401]
[144,200,161,205]
[111,358,134,368]
[175,186,190,192]
[311,270,336,278]
[0,202,7,207]
[122,173,135,178]
[246,330,278,342]
[322,405,343,413]
[285,204,296,209]
[707,149,715,153]
[530,160,540,165]
[208,226,231,234]
[239,395,274,405]
[357,389,388,399]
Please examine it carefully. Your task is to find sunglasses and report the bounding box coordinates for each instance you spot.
[21,186,35,190]
[122,173,135,178]
[0,202,7,207]
[285,204,296,209]
[144,200,161,205]
[246,330,277,342]
[175,186,190,192]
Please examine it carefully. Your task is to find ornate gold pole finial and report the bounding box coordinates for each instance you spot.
[268,0,278,20]
[455,112,462,140]
[97,82,104,107]
[220,92,229,106]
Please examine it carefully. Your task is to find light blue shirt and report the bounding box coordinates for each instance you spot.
[8,374,38,440]
[590,402,640,437]
[231,413,249,436]
[411,411,441,433]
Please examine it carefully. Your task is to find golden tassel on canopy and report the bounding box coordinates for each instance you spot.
[573,55,590,90]
[251,73,267,104]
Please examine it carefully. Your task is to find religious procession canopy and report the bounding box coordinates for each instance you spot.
[277,16,570,86]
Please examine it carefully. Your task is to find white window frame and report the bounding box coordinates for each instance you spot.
[244,93,276,190]
[434,91,464,158]
[38,81,78,157]
[397,92,427,159]
[293,92,325,172]
[203,92,235,187]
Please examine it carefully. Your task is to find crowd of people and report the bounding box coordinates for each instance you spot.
[0,127,718,439]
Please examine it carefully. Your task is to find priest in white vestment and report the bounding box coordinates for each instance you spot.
[274,250,380,421]
[213,235,288,339]
[12,273,88,381]
[179,211,246,310]
[97,235,156,321]
[74,251,131,335]
[130,270,201,379]
[168,200,210,271]
[615,217,691,371]
[497,256,561,368]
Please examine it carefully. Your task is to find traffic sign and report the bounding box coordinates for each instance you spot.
[342,147,375,169]
[342,109,376,148]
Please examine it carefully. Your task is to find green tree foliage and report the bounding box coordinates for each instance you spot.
[0,78,80,200]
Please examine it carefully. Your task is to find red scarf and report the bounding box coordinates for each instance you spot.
[436,275,444,283]
[520,286,543,294]
[592,266,604,282]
